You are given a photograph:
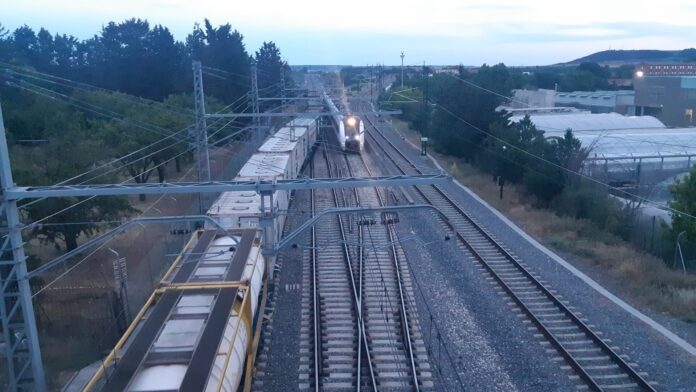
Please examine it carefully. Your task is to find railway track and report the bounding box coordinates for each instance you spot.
[362,113,657,392]
[341,152,433,391]
[299,133,432,391]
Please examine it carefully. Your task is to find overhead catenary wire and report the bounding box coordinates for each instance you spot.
[16,92,251,212]
[21,100,252,228]
[32,162,199,297]
[387,69,696,220]
[1,65,195,116]
[430,100,696,220]
[6,79,187,141]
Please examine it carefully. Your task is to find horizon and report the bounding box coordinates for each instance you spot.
[4,0,696,66]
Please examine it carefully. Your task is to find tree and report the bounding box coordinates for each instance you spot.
[0,23,9,60]
[35,28,54,70]
[255,41,289,110]
[578,62,610,79]
[668,166,696,242]
[188,19,251,103]
[52,33,80,75]
[427,64,512,160]
[4,96,138,251]
[10,25,38,65]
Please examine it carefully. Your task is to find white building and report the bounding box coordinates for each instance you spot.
[509,89,556,108]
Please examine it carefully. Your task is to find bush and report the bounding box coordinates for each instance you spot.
[551,182,628,238]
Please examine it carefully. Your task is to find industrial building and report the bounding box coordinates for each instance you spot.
[509,88,556,108]
[556,90,636,115]
[509,89,636,115]
[634,63,696,126]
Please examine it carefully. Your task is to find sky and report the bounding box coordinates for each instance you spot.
[3,0,696,66]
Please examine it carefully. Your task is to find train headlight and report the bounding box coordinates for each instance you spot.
[345,136,350,140]
[346,117,357,127]
[354,135,360,140]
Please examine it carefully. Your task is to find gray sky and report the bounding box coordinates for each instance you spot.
[3,0,696,66]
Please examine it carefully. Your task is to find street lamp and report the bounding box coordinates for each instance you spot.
[499,145,508,199]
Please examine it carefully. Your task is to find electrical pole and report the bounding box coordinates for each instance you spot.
[0,103,47,392]
[378,64,383,95]
[192,61,211,212]
[423,61,430,136]
[251,64,260,131]
[280,69,286,110]
[369,65,374,102]
[400,51,405,89]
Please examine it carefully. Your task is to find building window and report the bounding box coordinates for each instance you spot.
[686,108,694,124]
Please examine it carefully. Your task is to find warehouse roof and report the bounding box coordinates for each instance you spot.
[510,113,665,133]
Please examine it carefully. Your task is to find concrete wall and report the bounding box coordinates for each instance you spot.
[511,89,556,108]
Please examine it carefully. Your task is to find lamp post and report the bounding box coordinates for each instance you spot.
[499,145,507,199]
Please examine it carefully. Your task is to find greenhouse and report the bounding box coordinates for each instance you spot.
[575,128,696,174]
[510,112,666,133]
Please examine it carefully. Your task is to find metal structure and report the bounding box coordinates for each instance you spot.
[192,61,211,184]
[192,61,212,212]
[205,110,401,118]
[251,65,260,129]
[280,70,286,109]
[0,98,449,391]
[8,175,449,200]
[400,51,405,88]
[0,104,47,392]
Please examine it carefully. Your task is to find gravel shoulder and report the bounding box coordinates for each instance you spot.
[376,121,696,390]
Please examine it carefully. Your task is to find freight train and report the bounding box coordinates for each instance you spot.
[86,115,318,392]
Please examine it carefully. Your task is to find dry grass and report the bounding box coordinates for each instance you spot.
[387,119,696,322]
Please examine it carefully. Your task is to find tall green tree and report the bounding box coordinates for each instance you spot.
[10,25,38,64]
[255,41,290,100]
[669,166,696,242]
[2,89,137,251]
[427,63,512,159]
[187,19,251,103]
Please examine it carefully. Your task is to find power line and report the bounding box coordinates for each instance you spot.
[21,99,252,227]
[18,93,251,212]
[2,66,195,117]
[431,101,696,220]
[6,80,185,141]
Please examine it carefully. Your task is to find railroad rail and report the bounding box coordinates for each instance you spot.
[342,151,431,391]
[300,128,432,390]
[301,140,377,391]
[362,112,657,392]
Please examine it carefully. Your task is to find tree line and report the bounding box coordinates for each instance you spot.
[382,65,647,244]
[0,19,291,253]
[383,64,696,267]
[0,19,289,101]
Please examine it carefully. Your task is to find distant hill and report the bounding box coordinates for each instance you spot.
[564,49,696,65]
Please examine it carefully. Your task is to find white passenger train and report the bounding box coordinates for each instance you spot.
[323,92,364,152]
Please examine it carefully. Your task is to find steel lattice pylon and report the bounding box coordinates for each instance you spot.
[0,104,47,392]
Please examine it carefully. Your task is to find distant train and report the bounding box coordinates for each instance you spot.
[323,92,364,152]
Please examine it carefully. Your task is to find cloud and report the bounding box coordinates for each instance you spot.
[3,0,696,65]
